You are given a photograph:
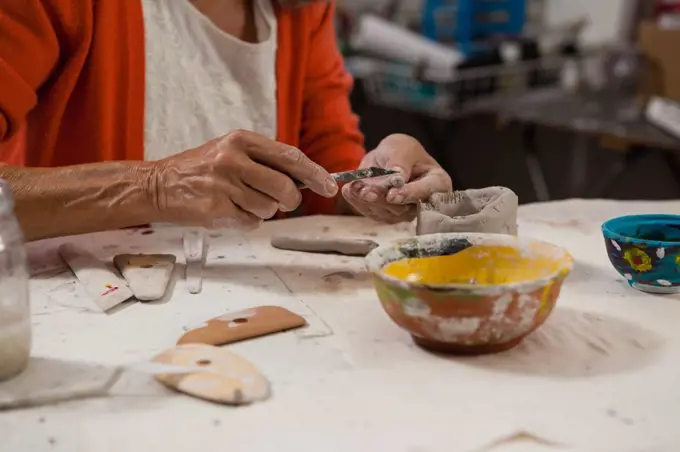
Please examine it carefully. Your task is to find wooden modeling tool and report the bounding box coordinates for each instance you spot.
[271,234,379,256]
[58,243,133,312]
[178,306,307,346]
[183,229,205,294]
[152,343,270,405]
[113,254,176,301]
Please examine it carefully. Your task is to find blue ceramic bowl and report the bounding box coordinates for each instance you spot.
[602,214,680,294]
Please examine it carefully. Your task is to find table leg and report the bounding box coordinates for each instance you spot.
[585,148,645,198]
[661,151,680,195]
[521,124,551,202]
[570,133,589,197]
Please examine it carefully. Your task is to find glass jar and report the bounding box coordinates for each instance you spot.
[0,179,31,381]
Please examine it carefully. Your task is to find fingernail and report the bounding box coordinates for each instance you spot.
[325,178,338,195]
[391,195,405,204]
[351,182,365,195]
[364,192,378,202]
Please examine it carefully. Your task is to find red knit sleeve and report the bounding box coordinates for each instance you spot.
[0,0,62,153]
[297,2,365,216]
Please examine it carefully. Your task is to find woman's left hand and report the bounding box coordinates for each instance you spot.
[341,134,452,223]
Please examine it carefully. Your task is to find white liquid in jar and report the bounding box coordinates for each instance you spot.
[0,319,31,381]
[0,178,31,382]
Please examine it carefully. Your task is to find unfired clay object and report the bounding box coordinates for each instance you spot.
[113,254,176,301]
[178,306,307,346]
[416,187,518,236]
[271,234,378,256]
[153,344,270,405]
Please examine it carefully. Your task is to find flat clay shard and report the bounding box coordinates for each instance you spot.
[271,234,378,256]
[153,344,270,405]
[417,187,519,236]
[113,254,176,301]
[178,306,307,346]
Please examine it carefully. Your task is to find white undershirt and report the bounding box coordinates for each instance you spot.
[141,0,278,161]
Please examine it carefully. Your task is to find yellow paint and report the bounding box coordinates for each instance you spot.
[623,248,652,272]
[538,280,554,315]
[382,245,570,286]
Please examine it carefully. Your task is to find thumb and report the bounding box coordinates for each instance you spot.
[387,168,452,205]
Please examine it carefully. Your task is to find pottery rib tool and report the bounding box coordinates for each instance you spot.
[0,353,265,411]
[153,344,270,405]
[297,167,399,189]
[183,229,205,294]
[58,243,134,312]
[178,306,307,346]
[271,234,379,256]
[113,254,176,301]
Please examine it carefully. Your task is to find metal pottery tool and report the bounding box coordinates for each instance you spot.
[298,167,399,189]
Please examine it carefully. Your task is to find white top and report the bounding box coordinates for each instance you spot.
[141,0,278,161]
[5,199,680,452]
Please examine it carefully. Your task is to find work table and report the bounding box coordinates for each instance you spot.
[2,199,680,452]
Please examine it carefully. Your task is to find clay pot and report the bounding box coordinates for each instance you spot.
[602,214,680,294]
[365,233,573,355]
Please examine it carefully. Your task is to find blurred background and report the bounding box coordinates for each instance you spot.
[334,0,680,203]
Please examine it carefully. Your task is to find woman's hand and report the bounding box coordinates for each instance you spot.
[153,129,338,230]
[341,134,452,223]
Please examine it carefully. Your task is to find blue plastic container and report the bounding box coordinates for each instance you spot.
[602,214,680,294]
[422,0,526,56]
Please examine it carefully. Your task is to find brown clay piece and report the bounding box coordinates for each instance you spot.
[178,306,307,346]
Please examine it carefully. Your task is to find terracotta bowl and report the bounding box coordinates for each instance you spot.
[365,233,573,355]
[602,214,680,294]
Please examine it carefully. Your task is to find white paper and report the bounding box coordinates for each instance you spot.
[350,14,463,69]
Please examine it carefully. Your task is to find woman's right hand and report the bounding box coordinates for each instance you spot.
[151,130,338,230]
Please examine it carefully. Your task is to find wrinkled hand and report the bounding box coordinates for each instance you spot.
[341,134,452,223]
[151,130,338,230]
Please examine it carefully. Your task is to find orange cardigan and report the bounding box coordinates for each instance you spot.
[0,0,365,215]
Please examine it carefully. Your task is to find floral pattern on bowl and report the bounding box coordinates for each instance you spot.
[602,214,680,294]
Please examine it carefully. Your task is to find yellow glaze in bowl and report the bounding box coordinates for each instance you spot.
[382,244,572,286]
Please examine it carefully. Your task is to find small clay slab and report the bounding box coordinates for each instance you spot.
[178,306,307,346]
[113,254,176,301]
[271,234,378,256]
[152,344,270,405]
